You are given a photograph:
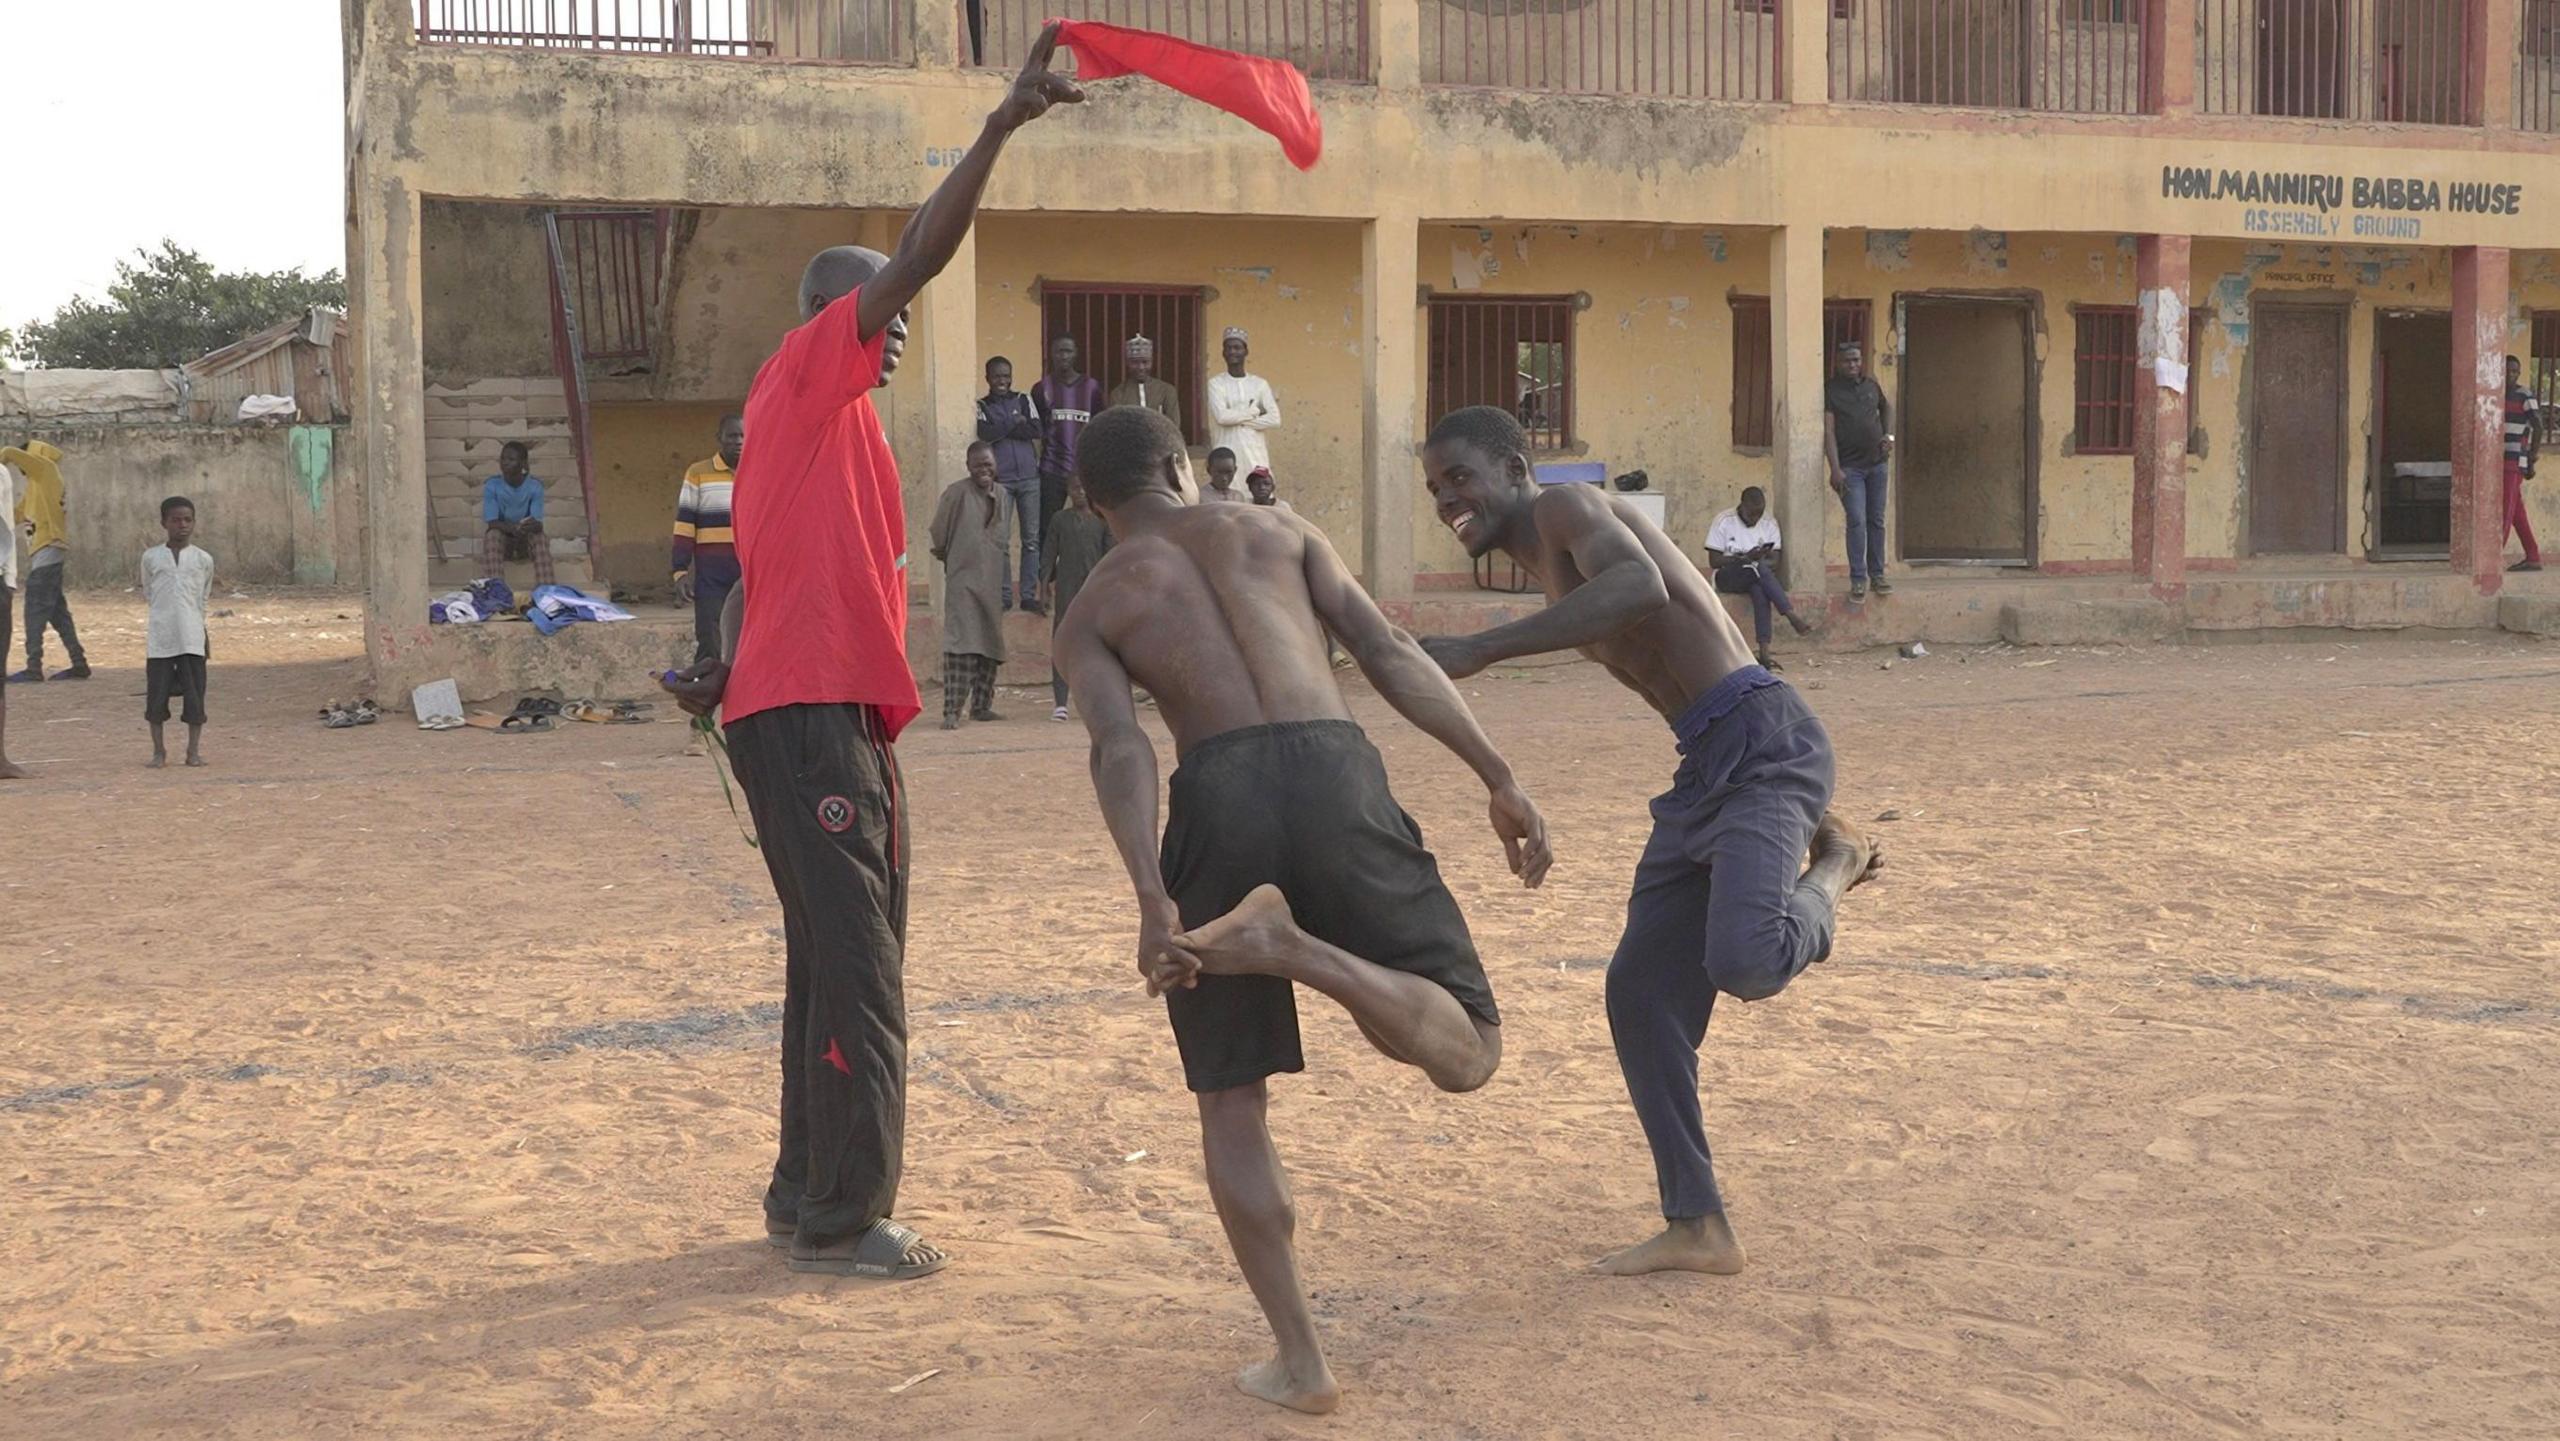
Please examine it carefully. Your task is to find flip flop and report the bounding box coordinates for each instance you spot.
[563,700,608,724]
[353,699,380,725]
[787,1218,948,1280]
[499,713,555,734]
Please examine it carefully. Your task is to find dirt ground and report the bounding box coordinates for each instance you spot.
[2,587,2556,1440]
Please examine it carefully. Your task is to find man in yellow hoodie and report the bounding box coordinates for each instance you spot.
[2,439,92,683]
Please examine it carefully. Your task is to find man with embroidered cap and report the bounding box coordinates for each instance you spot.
[1207,325,1282,474]
[1109,334,1183,434]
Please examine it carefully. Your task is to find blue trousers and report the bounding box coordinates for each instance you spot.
[999,476,1041,604]
[1712,561,1794,648]
[1840,463,1889,583]
[1605,670,1838,1219]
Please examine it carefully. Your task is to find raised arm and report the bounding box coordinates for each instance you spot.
[1301,521,1551,887]
[1058,601,1191,992]
[857,28,1082,341]
[1422,486,1666,678]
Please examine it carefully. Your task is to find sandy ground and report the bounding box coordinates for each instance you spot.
[2,587,2557,1440]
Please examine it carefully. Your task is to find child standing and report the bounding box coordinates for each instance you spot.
[1039,475,1112,720]
[142,496,215,769]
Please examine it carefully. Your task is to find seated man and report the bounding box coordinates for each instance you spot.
[482,441,553,585]
[1055,405,1551,1416]
[1704,485,1811,669]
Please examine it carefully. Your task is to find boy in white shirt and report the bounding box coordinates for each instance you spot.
[142,496,216,769]
[1704,485,1812,669]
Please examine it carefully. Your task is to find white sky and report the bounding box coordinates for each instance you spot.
[1,0,345,330]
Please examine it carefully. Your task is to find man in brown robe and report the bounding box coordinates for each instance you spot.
[931,442,1011,728]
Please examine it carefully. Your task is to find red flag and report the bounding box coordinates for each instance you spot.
[1053,21,1323,171]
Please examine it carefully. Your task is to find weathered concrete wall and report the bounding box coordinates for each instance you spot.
[421,200,554,384]
[591,400,734,590]
[16,425,355,590]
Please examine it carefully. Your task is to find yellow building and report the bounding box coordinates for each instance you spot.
[344,0,2560,694]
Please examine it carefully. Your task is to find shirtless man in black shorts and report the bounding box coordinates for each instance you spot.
[1416,406,1883,1278]
[1055,404,1551,1415]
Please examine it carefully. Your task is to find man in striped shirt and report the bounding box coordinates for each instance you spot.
[675,413,746,659]
[2504,356,2542,574]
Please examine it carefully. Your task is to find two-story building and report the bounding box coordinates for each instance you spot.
[343,0,2560,697]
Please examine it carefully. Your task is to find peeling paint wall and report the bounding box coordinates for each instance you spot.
[1412,223,1772,575]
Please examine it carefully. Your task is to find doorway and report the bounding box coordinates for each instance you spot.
[2373,310,2451,557]
[2247,300,2348,555]
[1898,295,2035,564]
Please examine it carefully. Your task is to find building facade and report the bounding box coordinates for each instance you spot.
[344,0,2560,694]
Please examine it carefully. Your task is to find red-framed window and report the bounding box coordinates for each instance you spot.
[1427,295,1576,451]
[1730,298,1876,450]
[2075,306,2139,454]
[1040,283,1206,443]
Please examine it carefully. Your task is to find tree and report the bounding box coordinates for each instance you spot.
[16,242,344,370]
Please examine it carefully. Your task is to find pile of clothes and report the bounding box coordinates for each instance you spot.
[429,577,519,625]
[526,583,635,636]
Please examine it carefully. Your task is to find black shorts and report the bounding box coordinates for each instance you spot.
[1159,720,1498,1094]
[147,655,208,725]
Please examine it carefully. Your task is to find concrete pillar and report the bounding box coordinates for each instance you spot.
[915,224,982,613]
[1782,0,1829,104]
[1375,0,1419,89]
[2469,0,2517,129]
[2133,234,2191,599]
[913,0,962,70]
[1361,212,1421,599]
[2451,245,2511,593]
[356,176,430,694]
[2146,0,2198,114]
[1769,224,1829,594]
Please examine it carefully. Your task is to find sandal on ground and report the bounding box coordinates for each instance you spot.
[320,700,361,729]
[353,698,379,725]
[498,713,555,734]
[787,1218,948,1280]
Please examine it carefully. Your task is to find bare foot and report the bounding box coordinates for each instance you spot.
[146,755,166,770]
[1814,811,1885,890]
[1594,1215,1746,1276]
[0,759,29,780]
[1173,884,1304,978]
[185,754,207,768]
[1237,1356,1340,1415]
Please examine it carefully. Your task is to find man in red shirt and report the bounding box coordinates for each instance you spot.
[662,27,1081,1282]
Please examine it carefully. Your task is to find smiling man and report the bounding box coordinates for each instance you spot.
[659,26,1082,1284]
[1415,405,1883,1280]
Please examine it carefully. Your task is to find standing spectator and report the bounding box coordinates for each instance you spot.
[2504,355,2542,573]
[1034,334,1104,581]
[977,356,1047,609]
[142,496,215,770]
[482,441,554,586]
[1040,474,1112,721]
[1705,485,1813,670]
[1201,446,1247,503]
[931,443,1010,729]
[1824,342,1894,601]
[1246,464,1292,513]
[674,413,745,662]
[1206,325,1282,473]
[2,438,92,683]
[1109,334,1182,433]
[0,458,24,779]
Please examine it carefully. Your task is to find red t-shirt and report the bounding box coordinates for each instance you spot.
[724,289,922,737]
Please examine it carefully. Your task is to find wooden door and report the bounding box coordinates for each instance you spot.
[2249,303,2347,554]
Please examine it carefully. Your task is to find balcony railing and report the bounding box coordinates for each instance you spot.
[2197,0,2471,124]
[1830,0,2147,114]
[973,0,1372,81]
[1419,0,1780,100]
[414,0,912,63]
[2526,0,2560,131]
